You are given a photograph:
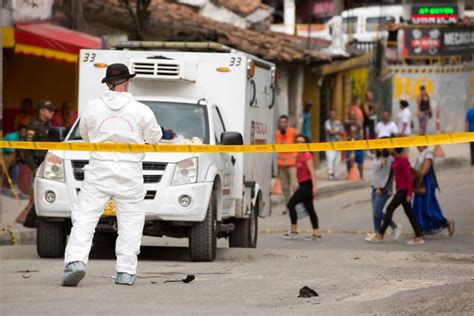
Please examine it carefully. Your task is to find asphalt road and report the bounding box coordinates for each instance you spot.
[1,166,473,315]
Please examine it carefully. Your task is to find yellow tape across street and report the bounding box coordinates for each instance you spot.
[1,132,473,153]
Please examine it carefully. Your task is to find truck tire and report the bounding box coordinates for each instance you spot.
[189,191,217,262]
[37,217,66,258]
[229,198,258,248]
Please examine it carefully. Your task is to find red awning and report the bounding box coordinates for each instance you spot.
[14,22,102,63]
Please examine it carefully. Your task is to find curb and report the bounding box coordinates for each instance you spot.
[318,180,369,197]
[0,228,36,246]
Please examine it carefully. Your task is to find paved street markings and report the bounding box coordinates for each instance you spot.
[259,228,474,237]
[1,132,473,153]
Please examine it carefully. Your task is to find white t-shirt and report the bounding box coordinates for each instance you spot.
[398,108,412,136]
[415,148,434,171]
[375,121,399,138]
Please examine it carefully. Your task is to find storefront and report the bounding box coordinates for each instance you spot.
[2,21,101,133]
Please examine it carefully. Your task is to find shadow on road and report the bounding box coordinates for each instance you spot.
[89,233,195,261]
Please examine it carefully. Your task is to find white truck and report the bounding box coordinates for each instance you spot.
[310,5,404,43]
[35,42,276,262]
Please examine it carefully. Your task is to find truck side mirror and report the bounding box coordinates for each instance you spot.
[220,132,243,145]
[48,126,68,142]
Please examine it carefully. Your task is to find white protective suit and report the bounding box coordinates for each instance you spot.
[64,91,162,275]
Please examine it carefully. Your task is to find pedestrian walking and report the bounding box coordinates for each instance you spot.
[16,101,57,227]
[397,100,412,136]
[365,148,424,245]
[283,135,321,241]
[417,86,432,135]
[275,115,297,214]
[365,147,401,241]
[465,107,474,166]
[324,110,343,180]
[375,111,399,138]
[362,91,377,140]
[412,146,455,236]
[62,63,165,287]
[345,110,364,179]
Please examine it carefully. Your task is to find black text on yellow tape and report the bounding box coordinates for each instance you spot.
[1,132,473,153]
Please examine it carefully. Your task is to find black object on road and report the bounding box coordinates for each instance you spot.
[298,286,319,298]
[164,274,195,284]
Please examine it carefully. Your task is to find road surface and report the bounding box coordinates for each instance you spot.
[1,165,473,314]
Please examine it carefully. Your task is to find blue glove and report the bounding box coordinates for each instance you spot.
[161,127,176,140]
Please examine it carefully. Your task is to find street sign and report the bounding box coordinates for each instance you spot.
[404,26,474,57]
[411,4,459,24]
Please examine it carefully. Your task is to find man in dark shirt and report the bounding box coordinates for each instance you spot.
[16,101,56,226]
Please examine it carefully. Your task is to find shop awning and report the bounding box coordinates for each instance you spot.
[14,22,102,63]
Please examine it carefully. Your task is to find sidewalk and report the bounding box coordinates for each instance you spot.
[1,143,471,246]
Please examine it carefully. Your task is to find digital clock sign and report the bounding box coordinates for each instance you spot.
[411,5,459,24]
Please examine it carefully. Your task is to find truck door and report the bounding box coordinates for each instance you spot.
[212,106,234,214]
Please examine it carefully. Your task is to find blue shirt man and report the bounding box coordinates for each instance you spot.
[466,107,474,166]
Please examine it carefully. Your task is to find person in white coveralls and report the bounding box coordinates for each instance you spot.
[62,63,168,286]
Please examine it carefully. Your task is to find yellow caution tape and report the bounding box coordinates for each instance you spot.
[1,132,473,153]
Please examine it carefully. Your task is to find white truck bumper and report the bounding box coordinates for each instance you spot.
[35,177,214,222]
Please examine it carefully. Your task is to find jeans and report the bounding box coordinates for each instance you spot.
[10,164,20,186]
[371,189,396,232]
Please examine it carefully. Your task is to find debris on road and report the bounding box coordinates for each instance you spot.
[298,286,319,298]
[164,274,195,284]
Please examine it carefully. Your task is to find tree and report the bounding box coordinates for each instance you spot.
[122,0,152,40]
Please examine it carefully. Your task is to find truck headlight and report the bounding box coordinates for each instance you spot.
[42,153,65,182]
[172,157,198,186]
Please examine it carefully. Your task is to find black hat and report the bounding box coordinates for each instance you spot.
[37,100,57,111]
[101,63,136,84]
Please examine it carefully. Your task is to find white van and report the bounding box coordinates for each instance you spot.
[34,43,276,262]
[314,5,403,43]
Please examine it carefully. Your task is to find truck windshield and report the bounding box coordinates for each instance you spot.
[69,101,210,144]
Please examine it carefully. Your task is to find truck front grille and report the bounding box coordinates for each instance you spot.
[76,188,157,200]
[72,160,166,183]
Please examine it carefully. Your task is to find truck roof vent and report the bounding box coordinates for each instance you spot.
[130,59,182,80]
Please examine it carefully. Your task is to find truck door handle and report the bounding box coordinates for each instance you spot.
[231,156,236,165]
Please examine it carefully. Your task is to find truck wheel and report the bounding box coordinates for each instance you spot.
[229,199,258,248]
[37,217,66,258]
[189,191,217,262]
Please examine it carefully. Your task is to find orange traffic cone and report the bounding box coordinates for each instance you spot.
[272,178,283,195]
[434,145,445,157]
[346,163,361,181]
